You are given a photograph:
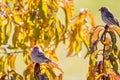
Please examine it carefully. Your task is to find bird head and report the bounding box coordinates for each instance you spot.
[31,46,44,53]
[99,6,109,12]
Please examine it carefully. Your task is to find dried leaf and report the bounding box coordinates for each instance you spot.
[107,68,120,80]
[58,74,63,80]
[96,73,106,80]
[91,27,103,43]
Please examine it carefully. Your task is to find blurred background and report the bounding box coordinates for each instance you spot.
[14,0,120,80]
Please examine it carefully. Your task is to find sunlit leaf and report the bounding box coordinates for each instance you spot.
[0,55,7,72]
[62,0,70,26]
[48,62,64,74]
[87,52,98,80]
[47,48,58,62]
[82,28,90,49]
[23,50,31,65]
[68,0,74,17]
[0,22,5,44]
[75,40,82,55]
[23,62,34,79]
[66,41,74,57]
[12,25,20,48]
[47,67,57,79]
[54,28,59,47]
[9,70,23,80]
[104,37,112,52]
[91,27,103,44]
[38,0,47,22]
[6,53,17,70]
[105,37,111,45]
[61,0,75,33]
[87,9,96,26]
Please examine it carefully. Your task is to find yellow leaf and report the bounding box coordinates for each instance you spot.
[1,24,5,44]
[46,67,57,79]
[68,0,74,17]
[48,62,64,74]
[105,37,111,45]
[0,55,7,72]
[10,70,24,80]
[66,41,74,57]
[23,62,34,79]
[91,27,103,44]
[6,53,17,70]
[46,48,58,62]
[75,39,82,55]
[87,9,97,26]
[23,50,31,65]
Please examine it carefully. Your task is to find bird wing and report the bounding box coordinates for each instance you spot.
[37,52,51,62]
[106,11,120,26]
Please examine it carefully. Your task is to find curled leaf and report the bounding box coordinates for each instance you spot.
[91,27,103,44]
[87,9,96,26]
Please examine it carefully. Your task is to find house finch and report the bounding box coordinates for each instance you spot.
[30,46,51,63]
[99,6,120,27]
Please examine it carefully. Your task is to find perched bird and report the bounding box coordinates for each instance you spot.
[30,46,64,74]
[99,6,120,27]
[30,46,51,63]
